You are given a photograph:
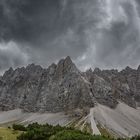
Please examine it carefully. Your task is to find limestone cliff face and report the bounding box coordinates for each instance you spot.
[85,66,140,108]
[0,56,140,112]
[0,56,94,112]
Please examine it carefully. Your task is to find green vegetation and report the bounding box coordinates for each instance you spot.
[49,130,108,140]
[15,123,140,140]
[16,122,110,140]
[131,135,140,140]
[0,123,140,140]
[13,124,26,131]
[17,123,73,140]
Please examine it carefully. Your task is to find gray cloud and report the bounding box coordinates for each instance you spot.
[0,41,29,74]
[0,0,140,73]
[76,0,140,70]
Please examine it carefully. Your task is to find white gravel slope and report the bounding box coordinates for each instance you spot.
[0,110,71,126]
[92,102,140,137]
[89,108,101,135]
[0,102,139,137]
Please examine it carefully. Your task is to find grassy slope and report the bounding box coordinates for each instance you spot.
[0,127,21,140]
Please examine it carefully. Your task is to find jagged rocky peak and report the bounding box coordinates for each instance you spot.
[137,65,140,72]
[93,67,101,74]
[26,63,44,73]
[64,56,73,63]
[57,56,72,65]
[47,63,57,75]
[125,66,132,71]
[121,66,134,73]
[58,56,78,72]
[54,56,80,79]
[3,67,14,77]
[86,68,93,74]
[2,67,15,82]
[84,68,94,81]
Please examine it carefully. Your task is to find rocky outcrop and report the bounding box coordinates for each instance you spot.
[85,66,140,108]
[0,56,140,112]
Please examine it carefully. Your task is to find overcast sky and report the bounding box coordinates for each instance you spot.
[0,0,140,73]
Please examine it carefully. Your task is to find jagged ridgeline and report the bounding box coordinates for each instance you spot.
[0,56,140,112]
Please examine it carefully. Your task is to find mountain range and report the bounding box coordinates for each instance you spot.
[0,56,140,137]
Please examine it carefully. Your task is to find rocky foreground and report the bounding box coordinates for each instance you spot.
[0,56,140,137]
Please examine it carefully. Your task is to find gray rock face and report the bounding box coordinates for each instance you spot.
[0,56,140,112]
[85,66,140,108]
[0,56,94,112]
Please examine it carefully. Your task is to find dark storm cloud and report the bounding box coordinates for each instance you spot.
[0,0,101,72]
[0,0,63,42]
[0,0,140,73]
[76,0,140,70]
[93,0,140,69]
[0,41,28,74]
